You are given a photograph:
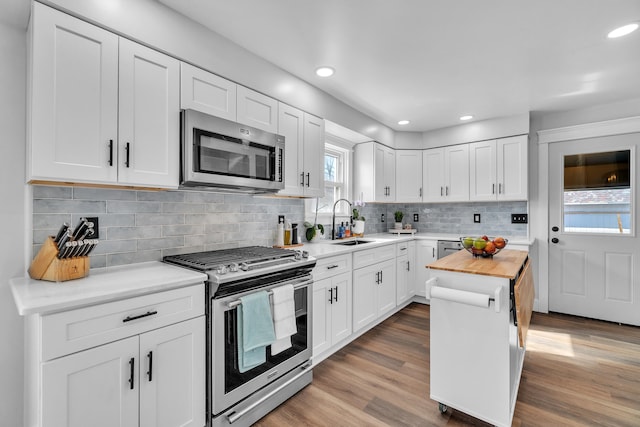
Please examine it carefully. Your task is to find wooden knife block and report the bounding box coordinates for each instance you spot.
[29,236,90,282]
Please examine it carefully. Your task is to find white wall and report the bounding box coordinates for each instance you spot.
[41,0,396,146]
[0,21,26,427]
[422,113,529,148]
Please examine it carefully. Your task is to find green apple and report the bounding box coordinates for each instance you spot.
[462,237,474,249]
[473,238,487,250]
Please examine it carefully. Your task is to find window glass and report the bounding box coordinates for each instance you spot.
[563,150,632,234]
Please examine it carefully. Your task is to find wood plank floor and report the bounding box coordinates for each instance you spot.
[255,303,640,426]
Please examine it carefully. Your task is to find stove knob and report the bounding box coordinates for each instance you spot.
[239,262,249,271]
[302,251,309,258]
[294,251,302,260]
[216,265,228,275]
[229,263,239,272]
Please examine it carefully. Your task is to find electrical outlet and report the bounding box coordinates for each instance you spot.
[85,217,99,238]
[381,213,385,222]
[511,213,528,224]
[278,215,285,224]
[474,213,481,223]
[413,213,419,222]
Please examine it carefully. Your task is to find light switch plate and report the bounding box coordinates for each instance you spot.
[474,213,481,223]
[511,213,528,224]
[413,213,419,222]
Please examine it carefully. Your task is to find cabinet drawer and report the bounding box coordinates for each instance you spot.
[41,284,204,361]
[313,254,352,281]
[396,242,409,256]
[353,244,396,269]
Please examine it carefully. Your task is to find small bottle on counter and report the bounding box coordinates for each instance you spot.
[276,218,284,247]
[284,220,292,245]
[291,223,298,245]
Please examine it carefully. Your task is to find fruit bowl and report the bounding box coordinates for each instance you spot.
[460,236,508,258]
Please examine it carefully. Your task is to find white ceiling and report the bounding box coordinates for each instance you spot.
[159,0,640,132]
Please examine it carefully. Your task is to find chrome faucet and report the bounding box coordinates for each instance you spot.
[332,198,352,240]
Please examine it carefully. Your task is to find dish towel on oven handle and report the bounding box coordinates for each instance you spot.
[270,284,297,355]
[237,291,276,373]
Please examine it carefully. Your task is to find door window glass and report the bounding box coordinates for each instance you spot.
[563,150,632,234]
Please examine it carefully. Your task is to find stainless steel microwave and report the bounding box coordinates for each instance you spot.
[180,109,285,193]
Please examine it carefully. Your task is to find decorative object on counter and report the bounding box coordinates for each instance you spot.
[404,224,412,230]
[28,219,100,282]
[388,228,417,235]
[276,217,285,247]
[304,198,326,242]
[352,200,366,237]
[460,235,508,257]
[394,210,404,230]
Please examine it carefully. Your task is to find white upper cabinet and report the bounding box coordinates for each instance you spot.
[469,135,528,201]
[422,144,469,202]
[277,104,324,197]
[28,3,180,189]
[395,150,423,202]
[354,142,395,202]
[236,85,278,133]
[29,2,119,184]
[118,39,180,188]
[180,62,236,121]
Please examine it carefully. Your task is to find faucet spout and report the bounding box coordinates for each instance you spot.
[331,198,352,240]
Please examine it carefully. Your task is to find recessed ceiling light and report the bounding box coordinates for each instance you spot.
[607,23,639,38]
[398,120,410,125]
[460,115,473,121]
[315,66,335,77]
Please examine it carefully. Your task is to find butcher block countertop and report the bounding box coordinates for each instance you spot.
[427,249,528,279]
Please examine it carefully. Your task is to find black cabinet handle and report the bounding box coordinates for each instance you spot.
[328,288,333,304]
[407,261,410,271]
[125,142,130,168]
[108,140,114,166]
[306,173,310,187]
[375,271,380,284]
[128,357,135,390]
[333,286,338,302]
[300,172,305,186]
[380,270,383,282]
[492,183,495,194]
[123,310,158,323]
[147,351,153,382]
[327,264,339,270]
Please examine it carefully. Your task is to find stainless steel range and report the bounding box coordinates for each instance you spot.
[164,246,316,427]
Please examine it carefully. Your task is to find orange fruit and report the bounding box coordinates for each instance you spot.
[493,237,506,249]
[484,242,496,254]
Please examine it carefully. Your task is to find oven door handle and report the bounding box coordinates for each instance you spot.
[225,277,313,309]
[226,361,312,424]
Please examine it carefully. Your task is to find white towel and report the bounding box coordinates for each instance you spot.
[270,284,297,355]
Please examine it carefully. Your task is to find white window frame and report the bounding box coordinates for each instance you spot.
[305,135,353,224]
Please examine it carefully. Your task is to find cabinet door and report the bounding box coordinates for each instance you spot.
[180,62,236,121]
[118,39,180,188]
[444,144,470,201]
[416,241,437,299]
[236,86,278,133]
[302,112,325,197]
[353,266,378,332]
[42,336,138,427]
[29,3,118,184]
[407,241,417,298]
[377,259,397,316]
[330,272,352,344]
[396,254,409,304]
[278,103,305,196]
[312,277,332,357]
[384,146,396,201]
[497,135,528,201]
[139,317,206,427]
[395,150,422,202]
[374,144,388,200]
[422,148,445,202]
[469,140,497,201]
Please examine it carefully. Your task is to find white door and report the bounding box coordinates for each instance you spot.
[29,2,119,183]
[236,86,278,133]
[416,240,437,299]
[302,112,325,197]
[444,144,470,201]
[330,272,352,343]
[353,266,378,332]
[377,259,397,316]
[497,135,528,201]
[396,254,409,304]
[423,149,445,202]
[312,277,332,356]
[469,140,497,201]
[139,317,206,427]
[118,39,180,188]
[395,150,423,202]
[180,62,237,121]
[383,147,396,201]
[42,337,138,427]
[278,103,305,196]
[549,134,640,326]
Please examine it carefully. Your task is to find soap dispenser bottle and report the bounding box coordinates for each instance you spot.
[276,218,285,247]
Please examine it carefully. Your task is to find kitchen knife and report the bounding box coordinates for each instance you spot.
[57,229,73,251]
[84,239,99,256]
[53,222,70,244]
[71,218,88,241]
[70,240,84,258]
[58,241,73,259]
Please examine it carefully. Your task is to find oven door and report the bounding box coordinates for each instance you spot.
[210,275,312,416]
[181,109,284,192]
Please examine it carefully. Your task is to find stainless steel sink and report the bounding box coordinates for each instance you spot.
[333,239,374,246]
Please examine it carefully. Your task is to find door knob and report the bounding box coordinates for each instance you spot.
[552,226,559,232]
[551,237,559,244]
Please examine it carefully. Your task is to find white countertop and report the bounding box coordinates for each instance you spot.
[10,261,207,316]
[299,232,534,259]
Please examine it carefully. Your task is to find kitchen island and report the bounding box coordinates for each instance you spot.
[427,249,534,427]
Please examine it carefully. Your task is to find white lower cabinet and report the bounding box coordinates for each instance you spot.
[416,240,438,299]
[36,285,205,427]
[312,271,352,359]
[396,241,416,304]
[353,256,396,333]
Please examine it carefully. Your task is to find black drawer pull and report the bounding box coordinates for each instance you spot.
[125,142,131,168]
[108,140,114,166]
[123,310,158,323]
[327,264,339,270]
[147,351,153,382]
[128,357,135,390]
